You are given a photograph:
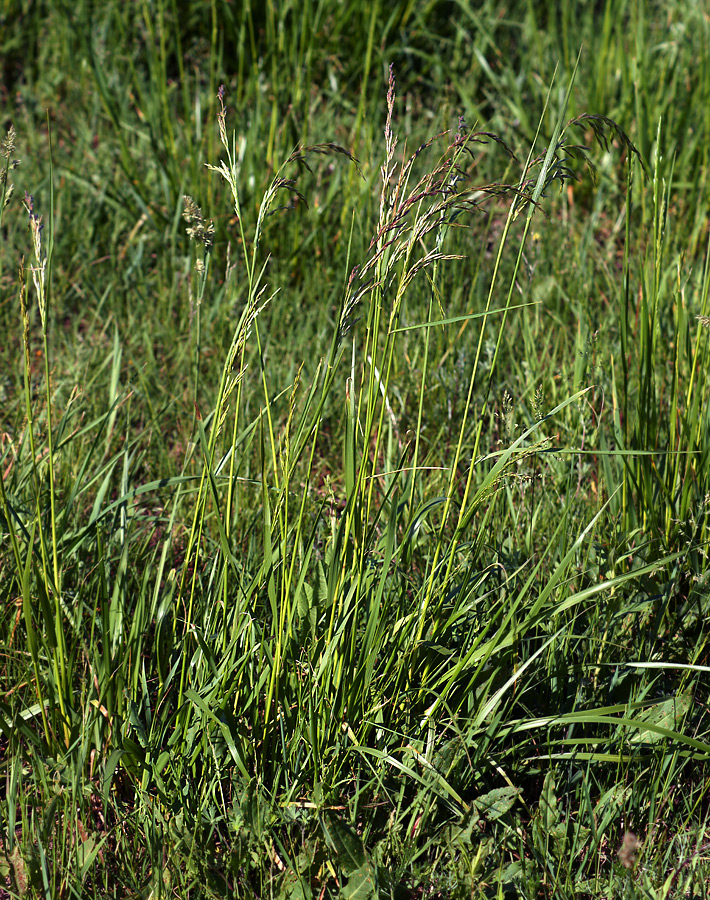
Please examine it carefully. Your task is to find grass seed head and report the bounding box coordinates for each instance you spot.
[618,831,642,869]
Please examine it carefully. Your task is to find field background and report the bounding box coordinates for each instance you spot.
[1,0,710,897]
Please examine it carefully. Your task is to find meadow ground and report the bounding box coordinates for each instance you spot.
[1,1,710,897]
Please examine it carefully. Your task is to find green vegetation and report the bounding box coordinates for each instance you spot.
[1,0,709,896]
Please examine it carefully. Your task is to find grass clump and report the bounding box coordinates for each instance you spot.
[1,1,710,897]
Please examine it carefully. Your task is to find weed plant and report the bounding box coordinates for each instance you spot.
[1,1,710,897]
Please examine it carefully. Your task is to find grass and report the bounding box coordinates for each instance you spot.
[1,0,710,896]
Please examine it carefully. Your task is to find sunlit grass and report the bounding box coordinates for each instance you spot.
[1,2,710,897]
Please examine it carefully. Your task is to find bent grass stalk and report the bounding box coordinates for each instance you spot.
[0,124,72,749]
[407,71,565,667]
[176,88,363,744]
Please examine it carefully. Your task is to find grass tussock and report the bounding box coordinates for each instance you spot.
[1,1,710,897]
